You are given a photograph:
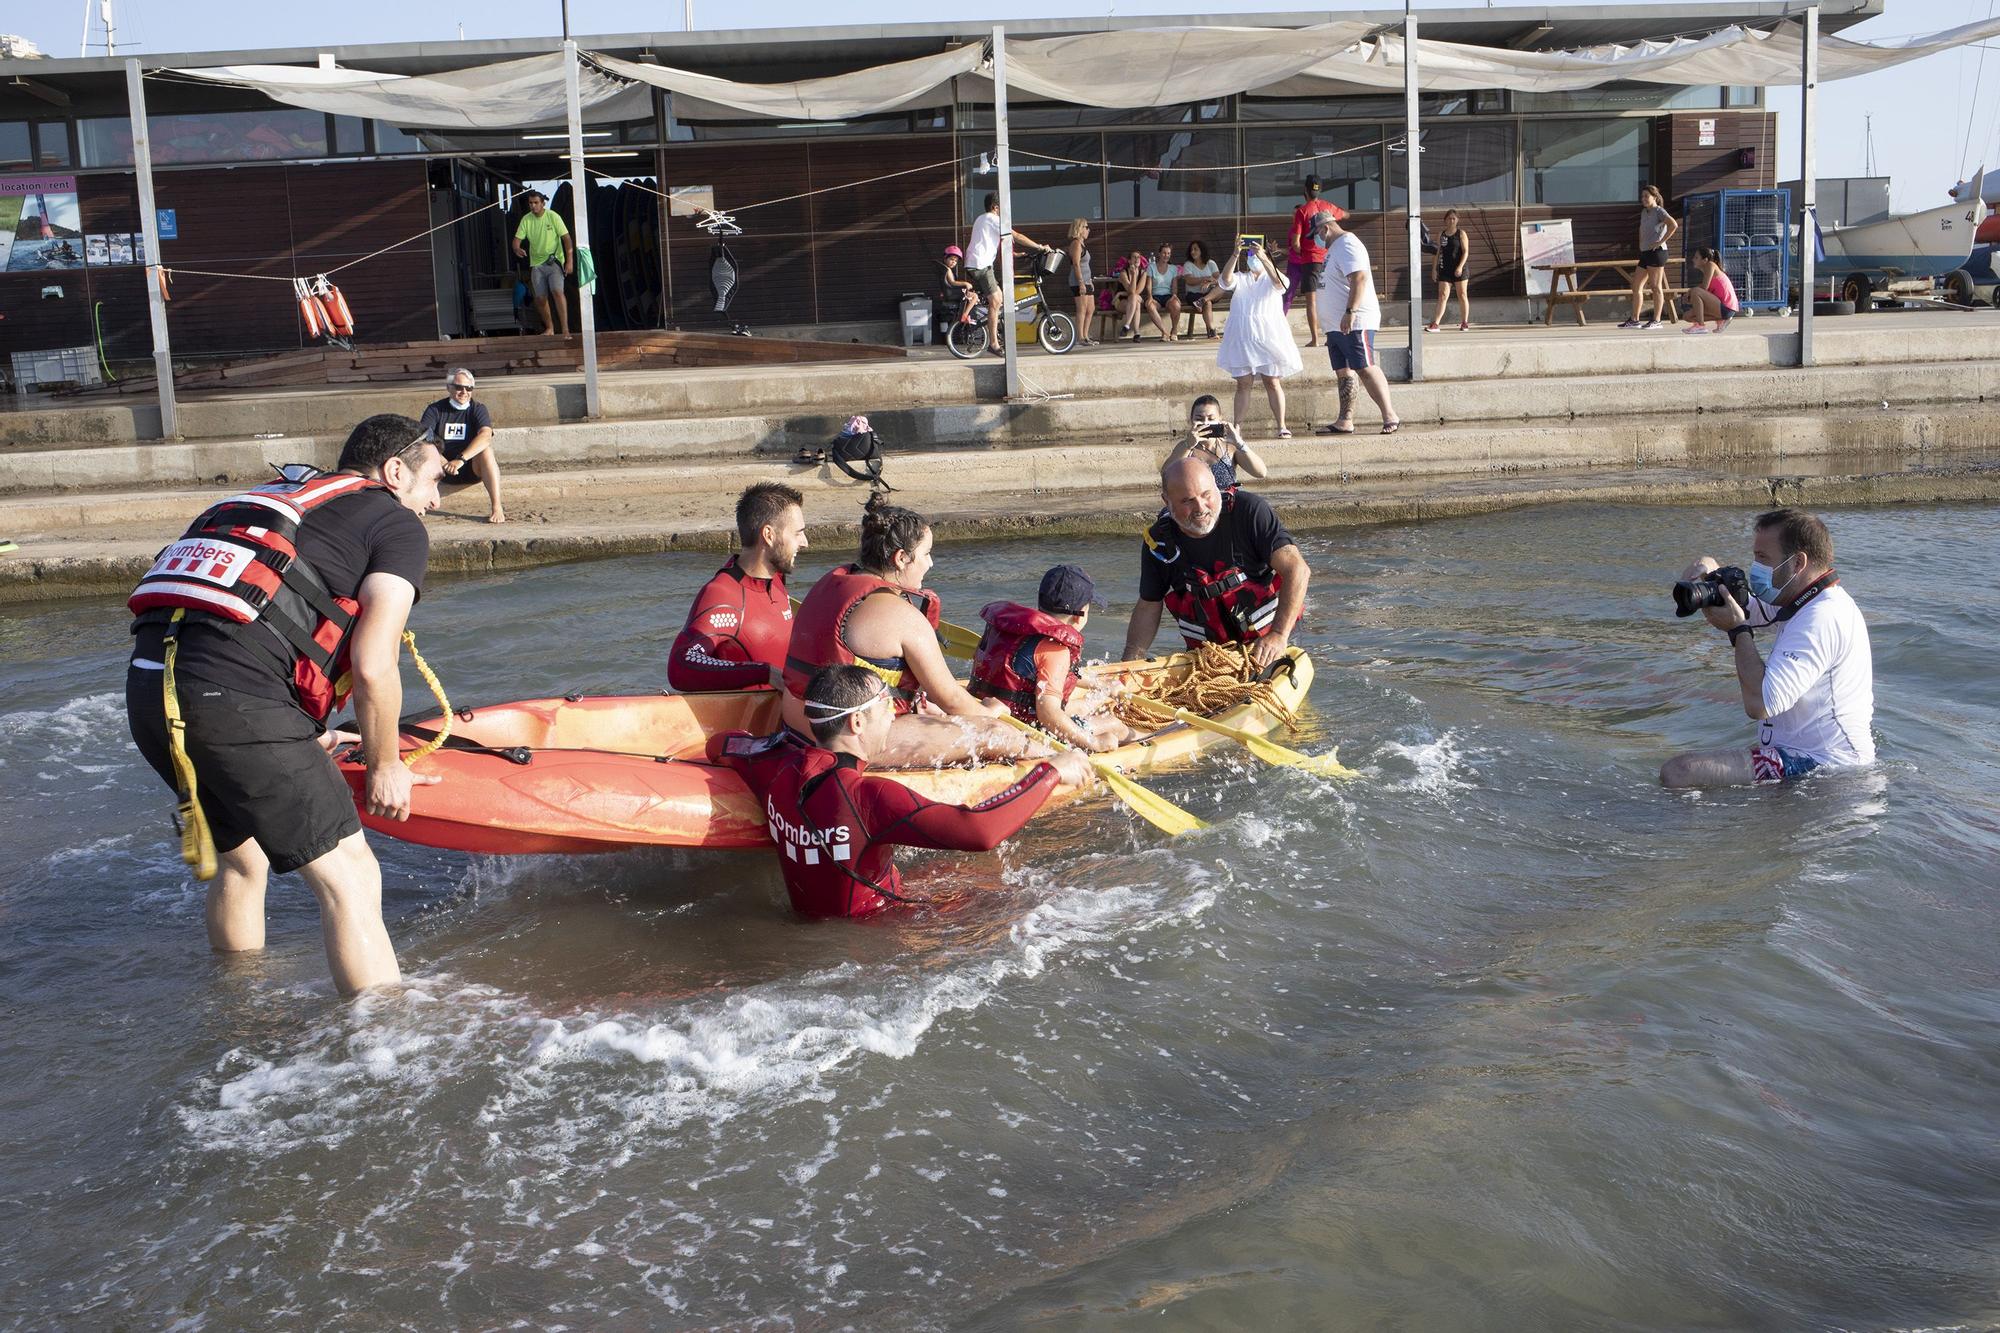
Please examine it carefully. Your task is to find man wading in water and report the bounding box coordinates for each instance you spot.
[125,415,445,996]
[668,483,807,693]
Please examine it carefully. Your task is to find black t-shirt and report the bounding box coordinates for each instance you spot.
[1139,489,1294,602]
[417,397,494,462]
[132,486,430,706]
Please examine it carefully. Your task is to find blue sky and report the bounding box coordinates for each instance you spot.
[10,0,1993,211]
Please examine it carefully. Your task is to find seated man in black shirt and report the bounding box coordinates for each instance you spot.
[1120,455,1311,671]
[125,414,445,997]
[417,368,503,524]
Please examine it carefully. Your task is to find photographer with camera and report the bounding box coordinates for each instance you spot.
[1660,508,1874,788]
[1165,394,1268,491]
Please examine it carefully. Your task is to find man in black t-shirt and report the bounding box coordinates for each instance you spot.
[416,368,503,524]
[127,415,446,997]
[1121,456,1311,671]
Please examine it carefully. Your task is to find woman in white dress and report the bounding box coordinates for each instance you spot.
[1214,237,1302,438]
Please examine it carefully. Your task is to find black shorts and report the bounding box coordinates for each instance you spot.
[1640,247,1669,269]
[967,266,1000,298]
[127,664,360,874]
[1288,259,1325,292]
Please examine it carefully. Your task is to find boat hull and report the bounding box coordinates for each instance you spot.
[339,648,1318,855]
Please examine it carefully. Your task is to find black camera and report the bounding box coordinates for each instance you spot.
[1672,565,1750,617]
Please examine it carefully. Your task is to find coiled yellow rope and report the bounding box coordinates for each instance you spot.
[1111,642,1302,733]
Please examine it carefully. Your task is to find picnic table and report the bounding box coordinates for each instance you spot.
[1532,258,1687,326]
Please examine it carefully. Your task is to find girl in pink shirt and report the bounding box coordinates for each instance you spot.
[1684,246,1740,333]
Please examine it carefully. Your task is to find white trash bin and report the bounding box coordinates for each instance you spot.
[900,294,934,347]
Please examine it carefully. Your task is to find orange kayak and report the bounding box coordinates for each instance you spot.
[337,647,1315,855]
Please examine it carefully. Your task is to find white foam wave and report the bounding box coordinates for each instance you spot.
[178,864,1218,1159]
[1371,729,1479,796]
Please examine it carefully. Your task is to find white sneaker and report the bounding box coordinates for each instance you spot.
[1644,320,1665,329]
[1684,324,1710,335]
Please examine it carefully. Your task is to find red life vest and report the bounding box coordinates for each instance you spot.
[127,466,387,721]
[967,601,1083,722]
[784,565,942,715]
[667,556,792,692]
[1144,494,1283,646]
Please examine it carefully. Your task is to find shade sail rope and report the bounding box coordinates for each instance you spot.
[152,197,506,284]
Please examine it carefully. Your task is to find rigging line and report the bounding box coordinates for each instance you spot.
[1965,0,1999,176]
[1011,135,1403,173]
[587,153,979,213]
[158,199,506,284]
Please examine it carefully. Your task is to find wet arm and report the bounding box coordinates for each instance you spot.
[903,612,1002,717]
[865,764,1062,853]
[1121,599,1165,661]
[1270,544,1309,640]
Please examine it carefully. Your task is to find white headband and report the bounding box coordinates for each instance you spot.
[801,686,889,723]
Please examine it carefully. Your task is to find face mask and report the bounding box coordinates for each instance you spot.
[1245,255,1262,274]
[1748,555,1799,603]
[448,396,471,409]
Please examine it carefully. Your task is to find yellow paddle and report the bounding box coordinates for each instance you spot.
[998,714,1208,837]
[789,596,983,661]
[1172,708,1358,780]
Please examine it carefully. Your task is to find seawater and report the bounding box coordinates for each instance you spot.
[3,502,1997,1329]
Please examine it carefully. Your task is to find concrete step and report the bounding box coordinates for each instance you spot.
[9,311,2000,450]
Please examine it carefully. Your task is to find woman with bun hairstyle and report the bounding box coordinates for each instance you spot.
[782,495,1051,768]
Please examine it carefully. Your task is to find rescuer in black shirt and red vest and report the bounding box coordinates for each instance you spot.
[125,414,446,997]
[712,665,1094,919]
[1121,455,1311,670]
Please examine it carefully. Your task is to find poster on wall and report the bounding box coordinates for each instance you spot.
[0,174,84,272]
[109,234,134,265]
[1519,218,1576,298]
[85,234,110,266]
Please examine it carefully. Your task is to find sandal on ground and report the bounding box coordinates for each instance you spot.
[1277,428,1293,439]
[1381,420,1402,435]
[1318,422,1356,435]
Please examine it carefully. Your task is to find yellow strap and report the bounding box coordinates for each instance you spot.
[400,630,452,763]
[161,609,218,881]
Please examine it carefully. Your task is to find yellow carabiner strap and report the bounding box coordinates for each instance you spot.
[160,621,453,882]
[160,609,218,881]
[399,630,452,763]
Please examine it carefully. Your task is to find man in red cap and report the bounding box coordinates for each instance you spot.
[1287,177,1344,348]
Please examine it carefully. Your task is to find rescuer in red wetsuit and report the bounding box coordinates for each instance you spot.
[711,665,1094,918]
[668,483,808,692]
[968,563,1137,753]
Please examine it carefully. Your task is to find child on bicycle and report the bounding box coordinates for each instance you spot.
[940,245,977,325]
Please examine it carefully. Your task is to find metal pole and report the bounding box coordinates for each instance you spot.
[125,58,176,440]
[563,39,602,418]
[993,26,1021,400]
[1797,6,1818,367]
[683,0,694,31]
[1403,6,1424,382]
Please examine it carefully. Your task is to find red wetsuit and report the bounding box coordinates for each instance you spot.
[710,730,1061,918]
[668,555,792,692]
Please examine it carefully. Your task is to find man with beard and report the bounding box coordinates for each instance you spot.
[1120,456,1310,672]
[669,484,809,692]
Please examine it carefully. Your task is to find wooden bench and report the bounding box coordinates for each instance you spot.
[1543,286,1689,325]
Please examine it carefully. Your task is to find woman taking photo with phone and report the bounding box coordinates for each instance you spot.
[1164,394,1270,490]
[1214,236,1301,439]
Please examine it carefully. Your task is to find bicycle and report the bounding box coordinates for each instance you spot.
[945,250,1077,358]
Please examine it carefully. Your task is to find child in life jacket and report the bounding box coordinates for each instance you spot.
[710,665,1094,918]
[969,564,1139,754]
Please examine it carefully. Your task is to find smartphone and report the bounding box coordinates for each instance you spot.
[1198,421,1229,439]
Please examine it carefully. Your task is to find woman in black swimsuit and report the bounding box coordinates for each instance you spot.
[1426,208,1472,332]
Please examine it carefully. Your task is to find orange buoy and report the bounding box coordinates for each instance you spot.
[319,282,355,337]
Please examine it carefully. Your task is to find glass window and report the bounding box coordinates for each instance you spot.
[373,121,425,153]
[1726,85,1761,108]
[964,134,1103,224]
[79,117,133,167]
[959,101,1229,130]
[1105,130,1239,219]
[0,121,30,167]
[1516,83,1722,112]
[1388,122,1516,207]
[34,121,71,167]
[1245,125,1382,214]
[1241,96,1404,121]
[1523,118,1649,205]
[332,115,368,154]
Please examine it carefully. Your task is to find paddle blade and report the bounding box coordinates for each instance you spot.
[1175,708,1358,780]
[936,618,983,659]
[1093,761,1210,836]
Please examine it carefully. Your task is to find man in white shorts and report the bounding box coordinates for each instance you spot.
[1312,212,1400,436]
[1661,508,1875,787]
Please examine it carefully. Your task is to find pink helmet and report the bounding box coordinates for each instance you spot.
[943,245,963,258]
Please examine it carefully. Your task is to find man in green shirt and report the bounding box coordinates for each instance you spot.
[511,190,574,336]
